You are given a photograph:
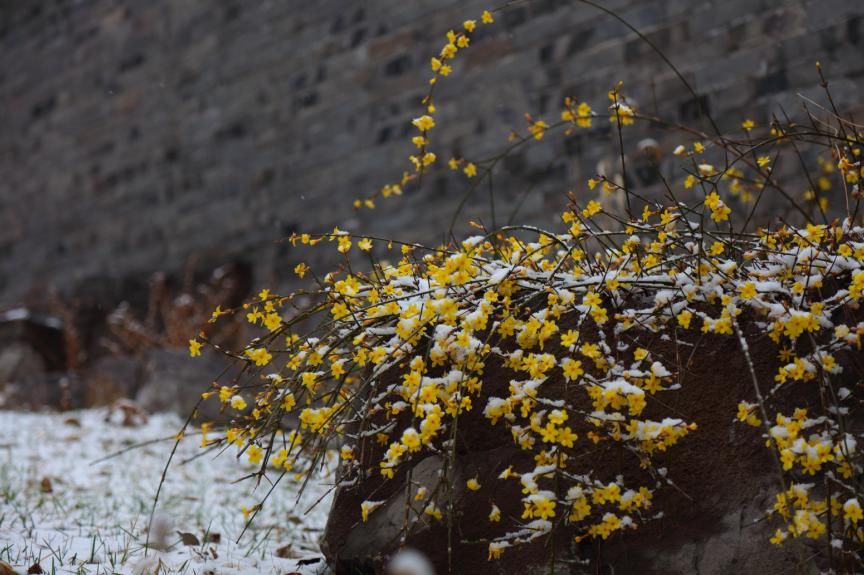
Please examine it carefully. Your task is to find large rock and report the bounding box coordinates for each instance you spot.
[321,326,829,574]
[0,342,49,407]
[80,355,144,406]
[135,348,232,422]
[0,308,67,408]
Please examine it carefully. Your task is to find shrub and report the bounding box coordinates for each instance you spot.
[176,4,864,571]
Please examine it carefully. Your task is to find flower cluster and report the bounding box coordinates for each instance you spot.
[194,193,864,561]
[355,10,496,209]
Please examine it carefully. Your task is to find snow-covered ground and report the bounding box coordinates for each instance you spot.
[0,409,333,575]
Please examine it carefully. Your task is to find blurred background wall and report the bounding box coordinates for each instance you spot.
[0,0,862,306]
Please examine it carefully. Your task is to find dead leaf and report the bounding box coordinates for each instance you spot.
[206,532,221,544]
[0,560,19,575]
[26,564,43,575]
[39,477,52,494]
[63,417,81,427]
[176,531,201,546]
[275,544,297,559]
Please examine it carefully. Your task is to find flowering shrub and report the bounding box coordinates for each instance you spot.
[179,4,864,571]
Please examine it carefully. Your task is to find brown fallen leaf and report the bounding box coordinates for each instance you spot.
[63,417,81,427]
[206,532,221,544]
[26,563,43,575]
[0,560,19,575]
[39,477,52,494]
[276,544,297,559]
[176,531,201,546]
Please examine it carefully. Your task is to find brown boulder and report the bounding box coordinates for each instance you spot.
[321,325,833,574]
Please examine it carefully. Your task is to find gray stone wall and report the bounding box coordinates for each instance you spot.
[1,0,862,304]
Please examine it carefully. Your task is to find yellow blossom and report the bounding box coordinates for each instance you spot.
[412,115,436,131]
[188,339,203,358]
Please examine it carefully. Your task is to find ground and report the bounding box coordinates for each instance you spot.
[0,409,332,575]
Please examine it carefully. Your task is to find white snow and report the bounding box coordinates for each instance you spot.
[0,409,333,575]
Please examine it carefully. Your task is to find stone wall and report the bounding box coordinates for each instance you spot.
[1,0,862,304]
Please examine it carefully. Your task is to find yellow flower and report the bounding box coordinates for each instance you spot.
[561,357,585,381]
[548,409,568,425]
[844,499,863,523]
[230,395,247,411]
[440,43,457,59]
[488,504,501,522]
[464,19,477,32]
[528,120,548,140]
[209,305,224,323]
[481,10,494,24]
[361,500,383,522]
[488,542,506,560]
[560,329,579,348]
[401,427,421,452]
[424,503,443,520]
[188,339,203,358]
[271,447,289,469]
[684,174,697,189]
[412,115,436,131]
[634,348,649,361]
[240,504,259,521]
[358,238,373,252]
[557,426,577,447]
[582,200,602,217]
[245,347,272,366]
[531,495,556,519]
[263,312,282,331]
[467,477,481,491]
[337,236,352,253]
[583,291,602,308]
[741,119,755,131]
[464,162,477,177]
[738,282,757,300]
[677,309,693,329]
[246,444,263,465]
[563,101,593,128]
[294,262,309,278]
